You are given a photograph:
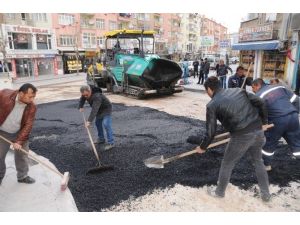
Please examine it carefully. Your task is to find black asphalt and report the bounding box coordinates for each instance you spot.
[29,100,300,211]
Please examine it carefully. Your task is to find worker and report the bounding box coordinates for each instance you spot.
[196,76,270,202]
[252,78,300,171]
[0,83,37,185]
[78,85,114,151]
[228,66,252,89]
[215,59,233,89]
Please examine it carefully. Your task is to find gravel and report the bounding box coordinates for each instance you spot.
[29,100,300,211]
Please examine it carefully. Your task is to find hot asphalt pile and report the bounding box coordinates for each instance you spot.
[29,100,300,211]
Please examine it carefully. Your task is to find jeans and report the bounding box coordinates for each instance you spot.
[95,115,114,144]
[204,73,209,81]
[263,112,300,166]
[215,130,270,199]
[219,76,227,89]
[0,130,29,180]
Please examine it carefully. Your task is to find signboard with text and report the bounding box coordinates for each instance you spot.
[219,39,230,48]
[239,23,273,42]
[200,36,214,47]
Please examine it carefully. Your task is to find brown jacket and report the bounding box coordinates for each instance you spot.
[0,89,37,145]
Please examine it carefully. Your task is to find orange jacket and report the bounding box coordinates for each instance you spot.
[0,89,37,145]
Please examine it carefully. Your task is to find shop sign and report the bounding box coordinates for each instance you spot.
[16,33,28,43]
[200,36,214,47]
[219,39,231,48]
[37,34,47,43]
[85,51,96,57]
[4,24,51,34]
[239,23,273,42]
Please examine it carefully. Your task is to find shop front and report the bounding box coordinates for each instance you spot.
[232,23,288,82]
[61,52,85,74]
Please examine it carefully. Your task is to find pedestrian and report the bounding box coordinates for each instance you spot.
[182,58,189,85]
[203,58,210,81]
[252,78,300,171]
[295,61,300,95]
[79,85,115,151]
[197,58,205,85]
[228,66,252,89]
[215,59,233,89]
[196,76,270,202]
[0,83,38,185]
[193,59,199,78]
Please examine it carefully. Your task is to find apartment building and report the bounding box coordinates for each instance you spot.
[0,13,59,79]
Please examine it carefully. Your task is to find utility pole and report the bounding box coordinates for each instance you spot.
[73,21,80,76]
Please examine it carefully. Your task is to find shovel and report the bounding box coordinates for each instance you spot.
[81,112,114,174]
[144,124,274,169]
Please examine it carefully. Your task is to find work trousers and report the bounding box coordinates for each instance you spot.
[0,130,29,180]
[263,112,300,166]
[216,129,270,199]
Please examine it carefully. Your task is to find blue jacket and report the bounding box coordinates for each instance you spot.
[256,84,299,119]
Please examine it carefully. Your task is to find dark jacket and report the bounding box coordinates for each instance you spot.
[203,62,210,74]
[216,64,232,77]
[228,73,252,89]
[199,61,205,71]
[0,89,37,145]
[200,88,267,150]
[193,61,199,69]
[256,84,299,119]
[79,92,112,122]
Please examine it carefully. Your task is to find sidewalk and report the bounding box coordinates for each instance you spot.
[0,81,82,212]
[0,72,86,90]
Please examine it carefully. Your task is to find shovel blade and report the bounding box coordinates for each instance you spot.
[144,155,165,169]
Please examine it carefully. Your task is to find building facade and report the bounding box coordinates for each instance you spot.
[232,13,299,87]
[0,13,59,80]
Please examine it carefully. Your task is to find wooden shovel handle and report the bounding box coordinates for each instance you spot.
[214,124,274,139]
[82,112,101,163]
[0,135,63,177]
[164,137,231,164]
[163,123,274,164]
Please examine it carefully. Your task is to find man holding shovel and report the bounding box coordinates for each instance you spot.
[196,76,271,202]
[0,83,37,185]
[79,85,115,151]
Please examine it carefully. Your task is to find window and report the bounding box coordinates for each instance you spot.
[32,13,47,22]
[58,14,75,25]
[21,13,26,21]
[96,19,105,29]
[5,13,16,20]
[12,33,32,49]
[96,37,105,47]
[109,21,117,30]
[36,34,48,49]
[47,35,52,49]
[82,33,96,48]
[59,35,75,46]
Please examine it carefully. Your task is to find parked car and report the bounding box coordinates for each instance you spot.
[230,57,239,64]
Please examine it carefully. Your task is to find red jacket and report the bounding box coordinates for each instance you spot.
[0,89,37,145]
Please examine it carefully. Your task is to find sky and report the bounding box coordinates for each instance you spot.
[204,12,247,33]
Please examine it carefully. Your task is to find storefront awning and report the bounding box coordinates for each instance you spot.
[232,40,281,50]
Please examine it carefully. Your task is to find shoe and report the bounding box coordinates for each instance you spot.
[265,165,272,172]
[18,176,35,184]
[261,194,271,202]
[94,138,105,144]
[104,144,114,151]
[207,187,224,199]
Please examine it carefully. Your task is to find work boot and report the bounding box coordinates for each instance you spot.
[94,138,105,144]
[18,176,35,184]
[104,144,114,151]
[261,194,271,202]
[207,187,224,199]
